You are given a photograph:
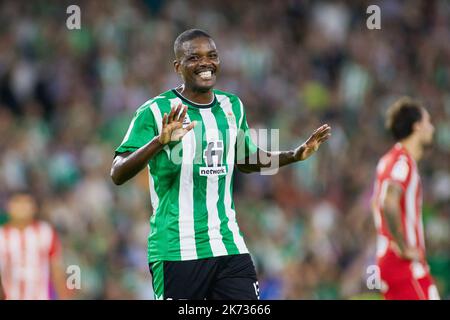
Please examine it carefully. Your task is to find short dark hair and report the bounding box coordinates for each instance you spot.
[173,29,212,58]
[385,97,424,141]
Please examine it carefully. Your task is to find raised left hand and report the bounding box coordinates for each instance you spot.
[294,124,331,161]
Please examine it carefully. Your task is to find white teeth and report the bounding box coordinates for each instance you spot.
[199,70,212,79]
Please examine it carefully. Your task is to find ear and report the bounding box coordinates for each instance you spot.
[173,59,180,74]
[412,121,422,132]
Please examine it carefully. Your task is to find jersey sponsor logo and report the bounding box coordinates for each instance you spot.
[199,167,227,176]
[204,140,223,166]
[200,140,227,176]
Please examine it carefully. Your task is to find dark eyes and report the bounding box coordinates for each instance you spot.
[187,53,218,61]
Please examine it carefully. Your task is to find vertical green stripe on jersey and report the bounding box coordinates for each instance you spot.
[151,261,164,300]
[216,93,249,253]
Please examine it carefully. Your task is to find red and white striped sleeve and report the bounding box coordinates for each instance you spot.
[387,155,411,191]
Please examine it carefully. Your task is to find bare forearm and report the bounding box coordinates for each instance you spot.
[383,184,417,259]
[237,124,330,174]
[237,147,303,173]
[53,271,69,299]
[276,147,305,167]
[111,136,164,185]
[385,206,407,253]
[50,259,71,300]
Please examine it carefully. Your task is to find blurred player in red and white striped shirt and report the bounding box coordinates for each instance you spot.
[0,192,70,300]
[372,97,440,300]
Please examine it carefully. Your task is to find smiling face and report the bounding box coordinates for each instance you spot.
[174,37,220,93]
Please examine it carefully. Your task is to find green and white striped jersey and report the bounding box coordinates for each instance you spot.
[115,88,258,262]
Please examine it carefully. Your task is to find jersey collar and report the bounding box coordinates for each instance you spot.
[172,86,217,109]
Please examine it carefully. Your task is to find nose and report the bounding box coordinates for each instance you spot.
[198,56,213,66]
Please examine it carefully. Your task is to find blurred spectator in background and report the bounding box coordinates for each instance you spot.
[0,0,448,299]
[0,192,70,299]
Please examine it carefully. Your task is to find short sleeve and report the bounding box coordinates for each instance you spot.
[115,105,157,155]
[388,157,410,189]
[235,100,258,162]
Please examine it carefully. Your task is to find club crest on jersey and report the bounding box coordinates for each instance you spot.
[200,140,227,176]
[225,111,236,126]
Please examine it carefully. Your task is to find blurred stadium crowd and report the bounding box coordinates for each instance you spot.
[0,0,449,299]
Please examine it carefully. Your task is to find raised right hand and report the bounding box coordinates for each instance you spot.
[158,103,197,145]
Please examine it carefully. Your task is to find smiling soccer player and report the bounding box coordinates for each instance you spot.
[111,29,331,300]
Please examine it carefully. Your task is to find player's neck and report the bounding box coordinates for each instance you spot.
[178,85,214,105]
[8,220,33,230]
[400,137,423,162]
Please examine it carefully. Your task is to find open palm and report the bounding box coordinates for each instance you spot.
[294,124,331,161]
[158,103,196,145]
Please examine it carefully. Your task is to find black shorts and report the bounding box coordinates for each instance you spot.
[149,253,259,300]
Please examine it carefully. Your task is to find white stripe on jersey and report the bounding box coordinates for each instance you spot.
[217,94,249,254]
[39,222,53,252]
[170,98,197,260]
[237,98,245,128]
[405,169,419,247]
[150,102,162,134]
[121,116,138,145]
[199,108,228,257]
[7,228,21,299]
[148,172,159,214]
[24,226,37,299]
